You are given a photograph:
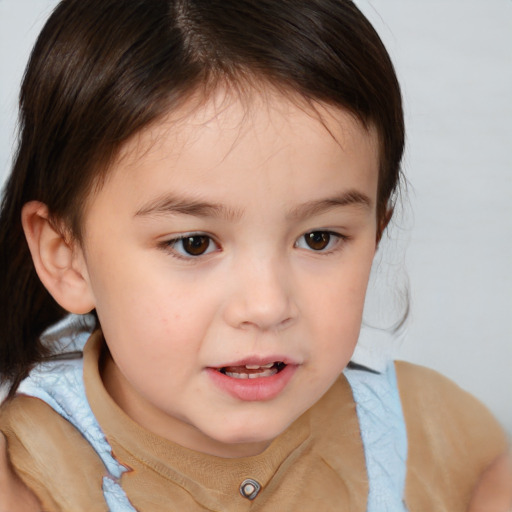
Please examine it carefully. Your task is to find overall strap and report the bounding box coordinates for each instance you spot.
[344,362,409,512]
[18,347,137,511]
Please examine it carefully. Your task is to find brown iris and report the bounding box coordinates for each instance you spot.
[182,236,211,256]
[304,231,331,251]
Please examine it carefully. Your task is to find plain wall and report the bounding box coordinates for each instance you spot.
[1,0,511,434]
[357,0,512,435]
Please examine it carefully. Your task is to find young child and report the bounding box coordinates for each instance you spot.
[0,0,508,510]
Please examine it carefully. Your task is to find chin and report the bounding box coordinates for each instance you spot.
[206,414,291,448]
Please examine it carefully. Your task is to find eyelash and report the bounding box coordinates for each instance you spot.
[294,231,346,254]
[161,230,347,260]
[161,233,220,260]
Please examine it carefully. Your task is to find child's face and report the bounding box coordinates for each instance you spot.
[77,89,380,457]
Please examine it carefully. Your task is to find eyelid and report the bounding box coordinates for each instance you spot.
[294,230,347,253]
[160,232,221,260]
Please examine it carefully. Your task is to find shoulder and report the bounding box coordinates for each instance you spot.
[0,395,108,511]
[395,361,506,444]
[395,361,508,511]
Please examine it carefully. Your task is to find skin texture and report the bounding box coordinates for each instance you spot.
[3,90,511,508]
[72,91,381,458]
[19,88,380,459]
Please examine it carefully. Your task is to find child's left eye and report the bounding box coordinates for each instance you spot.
[164,234,218,258]
[295,231,344,252]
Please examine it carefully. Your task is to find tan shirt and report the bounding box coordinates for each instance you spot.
[0,333,507,511]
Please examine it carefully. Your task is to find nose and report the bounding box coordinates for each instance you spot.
[223,255,297,332]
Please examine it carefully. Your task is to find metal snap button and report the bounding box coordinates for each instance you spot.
[239,478,261,500]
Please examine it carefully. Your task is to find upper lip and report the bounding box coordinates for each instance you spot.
[210,355,300,369]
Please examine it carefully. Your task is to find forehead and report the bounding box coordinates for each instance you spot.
[86,87,380,220]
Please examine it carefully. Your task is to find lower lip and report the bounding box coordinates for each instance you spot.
[206,364,297,402]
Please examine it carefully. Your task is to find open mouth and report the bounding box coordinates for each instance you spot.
[218,362,286,379]
[208,361,297,401]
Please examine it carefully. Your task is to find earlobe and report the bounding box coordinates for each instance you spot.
[21,201,95,314]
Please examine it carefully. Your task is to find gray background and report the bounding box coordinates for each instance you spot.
[1,0,511,434]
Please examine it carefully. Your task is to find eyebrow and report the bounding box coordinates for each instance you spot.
[287,190,372,221]
[135,189,372,221]
[135,196,242,221]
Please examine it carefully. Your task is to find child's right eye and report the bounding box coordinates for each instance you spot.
[163,234,219,259]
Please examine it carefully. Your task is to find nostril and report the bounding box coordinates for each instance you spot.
[222,278,296,331]
[280,317,294,328]
[238,316,294,332]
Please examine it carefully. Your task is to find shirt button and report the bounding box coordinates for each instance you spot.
[239,478,261,500]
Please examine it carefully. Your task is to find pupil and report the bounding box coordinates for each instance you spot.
[306,232,330,250]
[183,236,209,255]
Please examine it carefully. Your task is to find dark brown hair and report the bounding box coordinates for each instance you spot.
[0,0,404,393]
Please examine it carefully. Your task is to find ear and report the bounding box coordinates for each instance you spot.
[21,201,95,314]
[376,206,393,246]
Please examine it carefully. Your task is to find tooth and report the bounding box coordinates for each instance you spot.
[248,369,278,378]
[245,363,275,370]
[225,368,279,379]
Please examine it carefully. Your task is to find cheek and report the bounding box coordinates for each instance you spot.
[309,256,373,321]
[304,250,375,358]
[98,272,221,366]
